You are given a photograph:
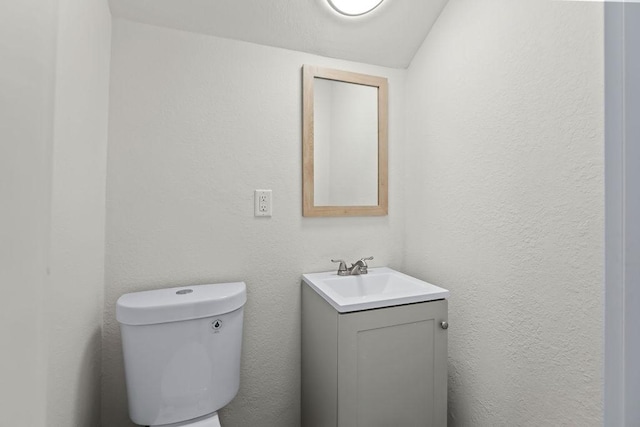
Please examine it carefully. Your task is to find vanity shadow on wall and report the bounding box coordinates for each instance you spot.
[302,65,388,217]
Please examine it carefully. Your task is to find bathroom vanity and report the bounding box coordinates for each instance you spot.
[301,268,449,427]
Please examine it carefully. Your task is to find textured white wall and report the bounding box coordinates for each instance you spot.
[0,1,56,424]
[0,0,111,425]
[404,1,604,426]
[104,19,406,427]
[47,0,111,425]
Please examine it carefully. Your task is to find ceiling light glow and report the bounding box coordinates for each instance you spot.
[327,0,385,16]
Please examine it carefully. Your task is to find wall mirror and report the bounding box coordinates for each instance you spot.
[302,65,388,217]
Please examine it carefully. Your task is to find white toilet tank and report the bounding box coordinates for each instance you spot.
[116,282,246,427]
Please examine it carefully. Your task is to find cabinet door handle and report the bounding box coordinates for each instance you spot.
[440,321,449,330]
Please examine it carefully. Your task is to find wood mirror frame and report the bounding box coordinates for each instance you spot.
[302,65,388,217]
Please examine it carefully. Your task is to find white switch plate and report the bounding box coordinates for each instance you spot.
[254,190,272,217]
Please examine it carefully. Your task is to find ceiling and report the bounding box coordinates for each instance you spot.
[109,0,449,69]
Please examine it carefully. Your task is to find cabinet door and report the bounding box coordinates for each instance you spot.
[337,300,447,427]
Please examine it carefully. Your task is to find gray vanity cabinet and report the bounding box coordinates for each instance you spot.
[302,284,448,427]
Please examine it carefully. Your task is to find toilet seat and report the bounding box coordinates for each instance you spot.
[152,412,221,427]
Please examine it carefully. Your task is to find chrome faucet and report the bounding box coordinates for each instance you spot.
[331,257,374,276]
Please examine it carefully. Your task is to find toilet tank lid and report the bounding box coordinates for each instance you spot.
[116,282,247,326]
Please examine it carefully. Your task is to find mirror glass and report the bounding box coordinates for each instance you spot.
[313,78,378,206]
[302,65,388,217]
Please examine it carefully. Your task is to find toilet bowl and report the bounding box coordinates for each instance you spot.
[117,282,247,427]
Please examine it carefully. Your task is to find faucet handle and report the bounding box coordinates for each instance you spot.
[331,259,349,276]
[359,256,374,267]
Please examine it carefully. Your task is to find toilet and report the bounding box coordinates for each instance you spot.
[116,282,247,427]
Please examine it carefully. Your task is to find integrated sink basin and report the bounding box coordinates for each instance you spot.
[302,267,449,313]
